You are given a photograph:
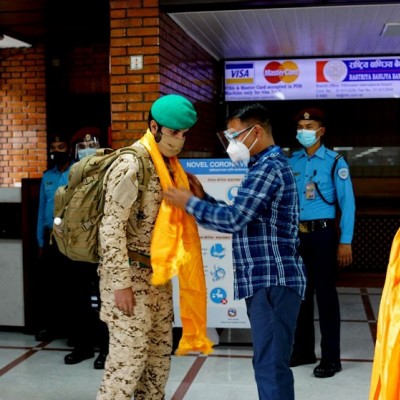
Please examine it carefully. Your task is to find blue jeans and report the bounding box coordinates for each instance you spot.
[245,286,301,400]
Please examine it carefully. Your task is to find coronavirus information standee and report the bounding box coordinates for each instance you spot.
[172,158,250,329]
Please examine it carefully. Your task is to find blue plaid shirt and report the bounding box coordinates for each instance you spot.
[186,145,306,300]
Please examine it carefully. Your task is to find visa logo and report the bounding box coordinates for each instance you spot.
[229,69,250,78]
[225,63,254,84]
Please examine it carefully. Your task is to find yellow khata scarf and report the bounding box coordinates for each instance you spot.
[140,130,213,355]
[369,227,400,400]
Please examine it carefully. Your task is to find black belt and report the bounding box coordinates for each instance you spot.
[299,219,335,233]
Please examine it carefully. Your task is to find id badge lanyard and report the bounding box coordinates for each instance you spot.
[305,170,317,200]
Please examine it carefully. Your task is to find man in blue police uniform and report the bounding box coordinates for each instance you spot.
[36,134,74,342]
[288,108,355,378]
[64,129,109,369]
[37,132,109,370]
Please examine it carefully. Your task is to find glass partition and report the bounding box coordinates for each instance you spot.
[333,146,400,177]
[283,146,400,177]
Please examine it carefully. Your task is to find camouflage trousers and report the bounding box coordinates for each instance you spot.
[97,264,173,400]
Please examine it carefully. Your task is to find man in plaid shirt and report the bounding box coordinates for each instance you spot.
[165,103,306,400]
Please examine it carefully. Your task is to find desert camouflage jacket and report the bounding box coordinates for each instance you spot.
[99,142,162,290]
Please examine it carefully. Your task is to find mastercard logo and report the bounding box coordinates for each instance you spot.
[264,61,300,84]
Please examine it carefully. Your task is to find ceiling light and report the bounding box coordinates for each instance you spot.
[381,22,400,37]
[0,34,31,49]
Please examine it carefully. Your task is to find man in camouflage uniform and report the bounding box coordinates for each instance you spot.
[97,94,198,400]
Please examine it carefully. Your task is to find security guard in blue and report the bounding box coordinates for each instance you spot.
[288,108,355,379]
[36,134,74,343]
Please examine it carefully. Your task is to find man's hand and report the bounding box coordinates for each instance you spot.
[337,244,352,267]
[164,187,193,210]
[114,287,135,316]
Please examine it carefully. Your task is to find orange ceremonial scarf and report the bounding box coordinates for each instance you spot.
[140,130,213,355]
[369,227,400,399]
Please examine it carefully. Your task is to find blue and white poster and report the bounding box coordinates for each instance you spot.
[172,159,250,328]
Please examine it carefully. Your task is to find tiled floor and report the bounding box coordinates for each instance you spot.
[0,287,382,400]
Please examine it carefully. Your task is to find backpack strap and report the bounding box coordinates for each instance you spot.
[99,146,150,217]
[60,157,94,214]
[129,148,150,218]
[68,155,92,190]
[117,146,150,194]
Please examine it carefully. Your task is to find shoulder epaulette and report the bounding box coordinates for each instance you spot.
[331,153,343,180]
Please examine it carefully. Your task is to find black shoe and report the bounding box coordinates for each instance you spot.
[93,352,107,370]
[64,351,94,365]
[313,360,342,378]
[290,354,317,367]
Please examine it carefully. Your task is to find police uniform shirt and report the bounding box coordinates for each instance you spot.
[289,145,355,244]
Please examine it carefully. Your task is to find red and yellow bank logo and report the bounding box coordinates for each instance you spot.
[264,61,300,84]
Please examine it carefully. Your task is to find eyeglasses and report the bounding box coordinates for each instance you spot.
[224,125,255,141]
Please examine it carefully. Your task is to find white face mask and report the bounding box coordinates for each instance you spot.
[226,127,257,166]
[157,132,185,157]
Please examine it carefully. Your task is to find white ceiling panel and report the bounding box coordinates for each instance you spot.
[169,4,400,60]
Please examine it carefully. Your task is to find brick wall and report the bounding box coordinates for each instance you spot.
[0,0,223,186]
[159,14,222,155]
[0,47,47,187]
[109,0,222,152]
[109,0,161,148]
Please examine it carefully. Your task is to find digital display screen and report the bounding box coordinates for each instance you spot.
[224,57,400,101]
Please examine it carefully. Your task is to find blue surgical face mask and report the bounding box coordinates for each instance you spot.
[75,136,100,160]
[77,147,97,160]
[296,128,321,148]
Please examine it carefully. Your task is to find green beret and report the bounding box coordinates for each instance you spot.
[151,94,197,130]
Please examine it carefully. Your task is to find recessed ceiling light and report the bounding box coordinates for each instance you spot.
[0,34,31,48]
[381,22,400,37]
